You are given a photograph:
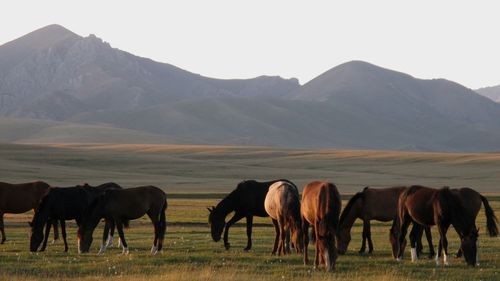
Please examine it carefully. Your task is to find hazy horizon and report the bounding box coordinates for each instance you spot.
[1,1,499,89]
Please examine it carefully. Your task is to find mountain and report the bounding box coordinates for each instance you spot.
[0,24,299,119]
[2,25,500,152]
[476,85,500,103]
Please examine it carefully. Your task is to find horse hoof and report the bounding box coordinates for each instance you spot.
[224,243,230,250]
[151,245,158,255]
[122,247,129,255]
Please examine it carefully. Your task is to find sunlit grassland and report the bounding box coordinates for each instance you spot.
[0,199,499,281]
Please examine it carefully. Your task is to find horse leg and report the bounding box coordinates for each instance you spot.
[313,223,320,269]
[244,215,253,251]
[223,213,244,250]
[40,220,51,252]
[271,219,279,255]
[359,219,367,254]
[99,220,111,254]
[116,222,129,255]
[285,229,291,254]
[147,212,159,255]
[60,220,68,252]
[105,220,115,248]
[424,226,435,259]
[157,204,167,253]
[0,214,5,244]
[367,220,374,254]
[303,219,309,265]
[397,215,411,260]
[278,218,287,256]
[436,222,450,266]
[409,224,421,262]
[51,219,59,244]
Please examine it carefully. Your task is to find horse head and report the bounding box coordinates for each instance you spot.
[207,206,225,242]
[317,221,337,271]
[336,226,351,255]
[461,227,479,266]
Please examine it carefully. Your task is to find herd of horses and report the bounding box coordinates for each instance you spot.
[0,179,498,272]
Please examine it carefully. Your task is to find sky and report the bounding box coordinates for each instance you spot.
[1,0,499,89]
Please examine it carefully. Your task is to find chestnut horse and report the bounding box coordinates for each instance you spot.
[337,186,433,257]
[301,181,341,271]
[208,179,296,251]
[0,181,59,244]
[78,186,167,255]
[30,182,122,252]
[393,186,498,265]
[264,181,303,255]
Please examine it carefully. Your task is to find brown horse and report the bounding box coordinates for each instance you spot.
[78,186,167,255]
[392,186,498,264]
[264,181,303,255]
[208,179,296,251]
[0,181,59,244]
[301,181,341,271]
[338,186,433,257]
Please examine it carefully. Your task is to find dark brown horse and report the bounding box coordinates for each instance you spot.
[395,185,496,266]
[0,181,59,244]
[78,186,167,255]
[30,182,122,252]
[337,186,433,257]
[301,181,341,271]
[208,179,296,251]
[264,181,303,255]
[392,186,498,264]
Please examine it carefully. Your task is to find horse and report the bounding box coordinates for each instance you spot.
[264,180,303,255]
[77,186,167,255]
[30,182,122,252]
[393,186,498,265]
[208,179,296,251]
[301,181,341,271]
[0,181,60,244]
[337,186,434,257]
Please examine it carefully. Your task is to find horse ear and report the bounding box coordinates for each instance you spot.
[207,206,215,213]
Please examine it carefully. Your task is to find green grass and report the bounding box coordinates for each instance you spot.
[0,199,499,281]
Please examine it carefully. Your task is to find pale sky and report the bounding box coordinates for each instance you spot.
[1,0,499,89]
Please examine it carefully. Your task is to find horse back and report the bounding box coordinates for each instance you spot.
[301,181,341,226]
[402,185,437,226]
[264,181,300,220]
[362,186,406,221]
[0,181,50,213]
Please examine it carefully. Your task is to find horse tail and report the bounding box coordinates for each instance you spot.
[480,195,498,237]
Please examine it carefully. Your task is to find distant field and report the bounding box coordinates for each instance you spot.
[1,142,500,193]
[0,199,499,281]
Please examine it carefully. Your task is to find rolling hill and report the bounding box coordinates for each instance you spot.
[476,85,500,103]
[1,25,500,152]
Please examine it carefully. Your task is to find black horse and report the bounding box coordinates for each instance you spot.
[30,182,122,252]
[208,179,296,251]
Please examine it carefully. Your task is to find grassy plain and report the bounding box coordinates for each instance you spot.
[0,143,499,280]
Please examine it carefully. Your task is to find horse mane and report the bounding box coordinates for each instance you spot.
[339,189,365,226]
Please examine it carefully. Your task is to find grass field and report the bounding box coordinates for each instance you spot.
[0,198,499,281]
[0,143,499,280]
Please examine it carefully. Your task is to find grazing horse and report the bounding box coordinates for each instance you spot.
[30,182,122,252]
[78,186,167,255]
[0,181,60,244]
[208,179,296,251]
[337,186,433,257]
[391,186,498,263]
[301,181,341,271]
[264,181,303,255]
[396,185,490,266]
